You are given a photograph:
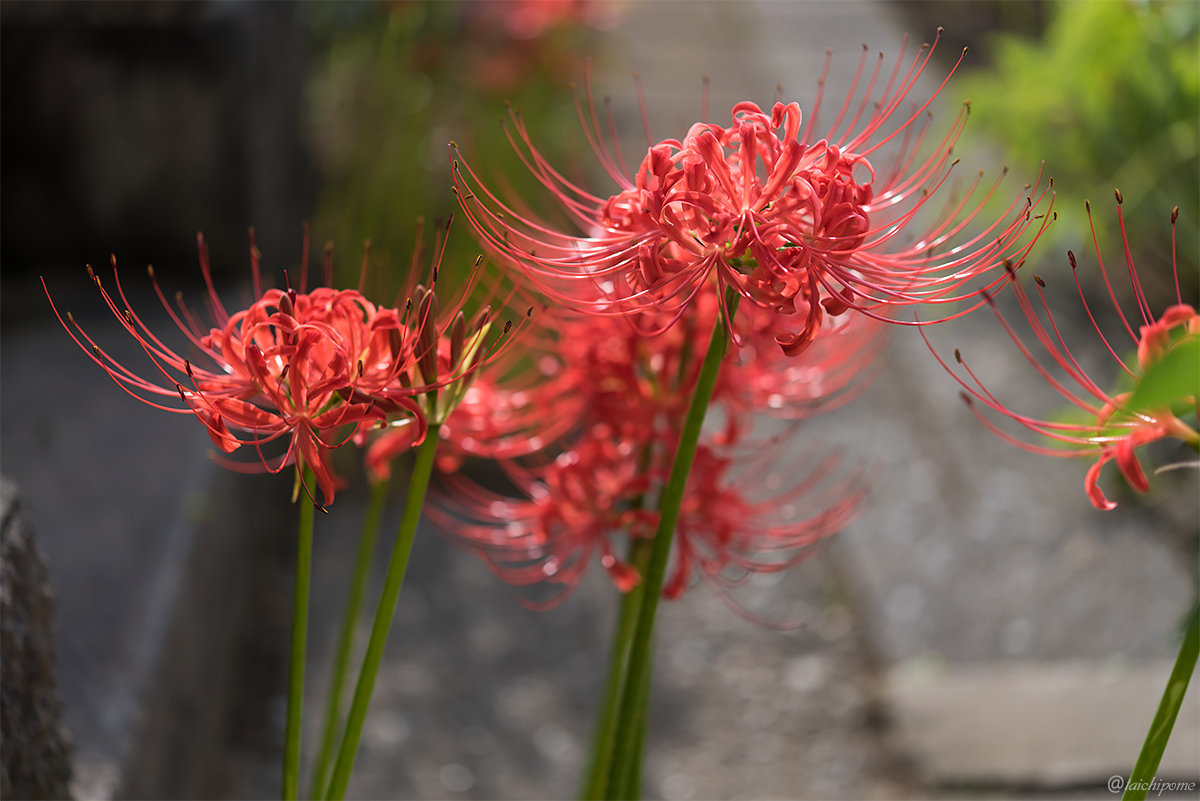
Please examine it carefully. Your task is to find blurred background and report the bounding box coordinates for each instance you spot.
[1,1,1197,799]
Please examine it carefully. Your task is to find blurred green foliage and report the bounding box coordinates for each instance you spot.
[959,0,1199,307]
[303,0,606,300]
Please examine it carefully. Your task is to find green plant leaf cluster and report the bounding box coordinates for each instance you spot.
[960,0,1199,305]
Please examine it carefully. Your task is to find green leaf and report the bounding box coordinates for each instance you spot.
[1125,337,1200,415]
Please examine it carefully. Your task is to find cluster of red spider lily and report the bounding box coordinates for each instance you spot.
[453,32,1053,356]
[45,222,516,511]
[933,195,1199,510]
[432,31,1056,613]
[428,288,875,618]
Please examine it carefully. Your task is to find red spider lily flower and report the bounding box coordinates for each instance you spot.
[452,33,1053,354]
[930,195,1199,510]
[430,425,869,620]
[429,289,874,614]
[44,233,433,509]
[436,281,884,461]
[359,224,532,483]
[668,444,869,625]
[723,298,885,426]
[430,430,655,607]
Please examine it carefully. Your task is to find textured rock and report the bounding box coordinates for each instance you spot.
[1,476,73,800]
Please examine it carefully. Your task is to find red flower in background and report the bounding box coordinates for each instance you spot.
[453,33,1052,355]
[44,231,466,508]
[932,196,1199,509]
[429,281,873,616]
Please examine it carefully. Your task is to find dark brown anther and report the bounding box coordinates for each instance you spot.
[1114,188,1123,204]
[1034,275,1046,288]
[185,359,194,378]
[1172,206,1180,223]
[357,359,364,379]
[1026,196,1032,208]
[124,310,134,326]
[66,311,75,325]
[1034,214,1044,220]
[93,345,101,357]
[447,310,465,369]
[1053,211,1058,221]
[177,384,187,402]
[960,392,973,406]
[526,306,534,317]
[87,264,95,281]
[954,348,962,363]
[951,158,960,166]
[280,364,289,381]
[1068,250,1078,269]
[502,320,512,334]
[1002,258,1016,278]
[1084,199,1091,213]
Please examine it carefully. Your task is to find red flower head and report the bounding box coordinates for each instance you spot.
[932,195,1199,509]
[359,222,531,484]
[430,287,874,615]
[430,429,656,607]
[45,230,444,509]
[668,444,869,624]
[453,32,1053,355]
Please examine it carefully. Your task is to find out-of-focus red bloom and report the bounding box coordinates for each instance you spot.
[432,421,867,619]
[472,0,621,41]
[360,224,530,484]
[932,196,1199,509]
[667,444,868,624]
[453,34,1052,354]
[431,430,655,606]
[45,232,442,508]
[430,284,873,615]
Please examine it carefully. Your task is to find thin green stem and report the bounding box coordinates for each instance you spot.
[284,466,317,801]
[324,428,441,800]
[621,641,653,801]
[1122,600,1200,801]
[607,292,738,799]
[309,478,391,800]
[581,536,653,800]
